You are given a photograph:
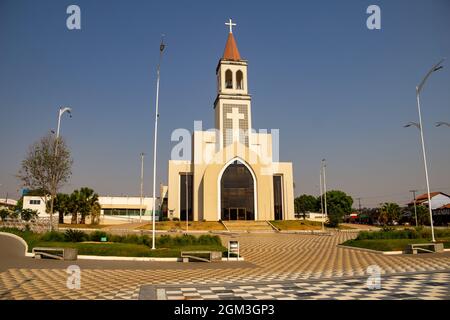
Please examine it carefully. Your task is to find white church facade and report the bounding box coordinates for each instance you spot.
[166,20,295,221]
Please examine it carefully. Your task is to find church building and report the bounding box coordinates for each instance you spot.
[166,20,295,221]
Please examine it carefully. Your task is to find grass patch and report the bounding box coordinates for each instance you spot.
[341,227,450,251]
[28,241,226,257]
[138,221,226,231]
[0,228,226,258]
[342,238,450,251]
[270,220,323,230]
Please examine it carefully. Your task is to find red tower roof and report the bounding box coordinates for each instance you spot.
[223,33,241,61]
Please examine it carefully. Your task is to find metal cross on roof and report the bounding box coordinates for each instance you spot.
[225,18,236,33]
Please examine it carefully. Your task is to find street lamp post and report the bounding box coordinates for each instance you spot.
[151,36,166,250]
[55,107,72,155]
[50,107,71,229]
[139,153,145,223]
[319,169,324,231]
[185,172,189,233]
[321,159,328,220]
[412,59,445,242]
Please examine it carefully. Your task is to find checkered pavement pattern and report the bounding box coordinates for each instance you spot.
[155,272,450,300]
[1,233,450,299]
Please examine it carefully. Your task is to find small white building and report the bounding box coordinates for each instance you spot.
[23,196,48,215]
[0,198,17,210]
[98,196,158,221]
[22,195,158,222]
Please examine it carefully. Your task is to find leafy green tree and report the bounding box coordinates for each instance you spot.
[295,195,318,219]
[323,190,353,227]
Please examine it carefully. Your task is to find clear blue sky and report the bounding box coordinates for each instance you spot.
[1,0,449,208]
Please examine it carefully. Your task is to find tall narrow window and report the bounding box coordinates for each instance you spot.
[273,175,283,220]
[180,173,193,221]
[236,70,243,90]
[225,70,233,89]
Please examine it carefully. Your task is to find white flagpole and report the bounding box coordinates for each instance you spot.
[151,36,166,250]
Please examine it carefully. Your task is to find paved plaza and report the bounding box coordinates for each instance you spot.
[1,232,450,299]
[147,271,450,300]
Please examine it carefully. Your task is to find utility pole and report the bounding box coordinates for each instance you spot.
[139,153,145,223]
[356,198,362,213]
[410,190,419,227]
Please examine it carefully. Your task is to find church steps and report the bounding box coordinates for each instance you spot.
[222,221,275,232]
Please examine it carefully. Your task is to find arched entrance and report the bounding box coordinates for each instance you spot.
[219,159,256,220]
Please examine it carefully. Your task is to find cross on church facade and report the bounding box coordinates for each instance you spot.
[225,18,236,33]
[226,107,244,143]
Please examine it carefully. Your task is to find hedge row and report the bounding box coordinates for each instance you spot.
[2,228,223,248]
[356,228,450,240]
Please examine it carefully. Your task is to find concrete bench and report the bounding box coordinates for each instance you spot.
[405,243,444,254]
[181,251,222,263]
[32,247,78,260]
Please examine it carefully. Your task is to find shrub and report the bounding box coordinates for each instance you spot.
[41,231,66,242]
[64,229,88,242]
[157,234,173,246]
[20,209,39,222]
[109,234,125,243]
[354,228,450,241]
[326,213,340,228]
[9,210,19,219]
[197,234,221,246]
[0,209,10,221]
[121,234,140,244]
[89,231,108,242]
[173,234,196,246]
[140,234,151,246]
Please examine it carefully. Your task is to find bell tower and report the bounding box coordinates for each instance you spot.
[214,19,252,148]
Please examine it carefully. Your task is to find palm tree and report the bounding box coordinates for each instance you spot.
[68,190,81,224]
[380,202,401,225]
[90,202,101,225]
[78,187,99,224]
[52,193,70,224]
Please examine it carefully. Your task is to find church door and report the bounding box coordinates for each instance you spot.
[220,160,255,220]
